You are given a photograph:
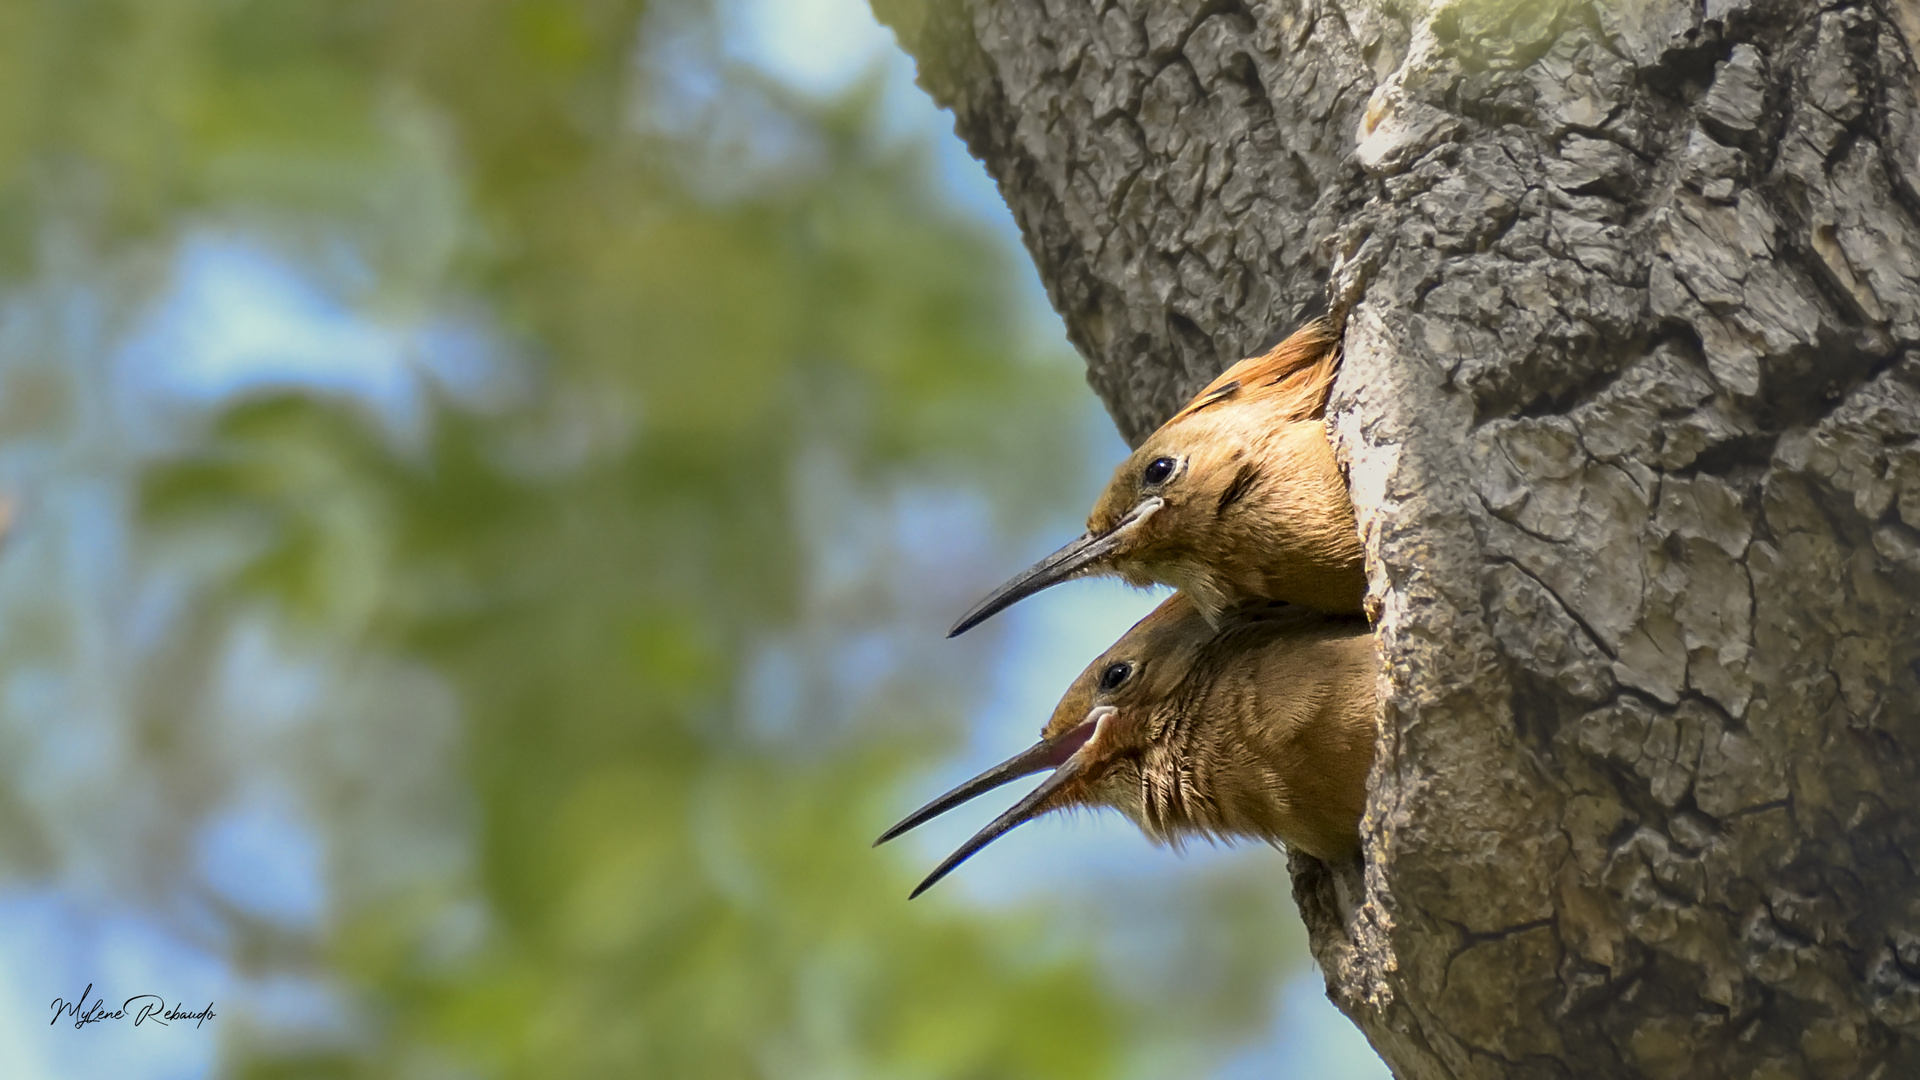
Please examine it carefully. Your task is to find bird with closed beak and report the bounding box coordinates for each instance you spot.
[949,319,1367,638]
[880,593,1377,898]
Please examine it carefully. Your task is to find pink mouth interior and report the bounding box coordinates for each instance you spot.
[1037,718,1099,770]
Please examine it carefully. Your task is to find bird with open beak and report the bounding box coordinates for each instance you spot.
[949,319,1367,637]
[880,593,1377,898]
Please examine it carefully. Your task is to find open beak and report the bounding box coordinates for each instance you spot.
[948,498,1163,637]
[876,708,1116,899]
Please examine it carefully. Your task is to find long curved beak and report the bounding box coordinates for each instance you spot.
[876,708,1116,899]
[873,719,1097,847]
[948,498,1163,637]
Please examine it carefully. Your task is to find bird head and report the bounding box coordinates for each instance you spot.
[1083,410,1271,578]
[942,409,1263,637]
[876,594,1210,897]
[947,320,1340,637]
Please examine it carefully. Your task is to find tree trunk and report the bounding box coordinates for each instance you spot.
[873,0,1920,1075]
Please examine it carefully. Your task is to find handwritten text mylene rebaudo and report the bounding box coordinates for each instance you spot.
[49,984,216,1029]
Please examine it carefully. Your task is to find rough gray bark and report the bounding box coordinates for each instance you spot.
[874,0,1920,1076]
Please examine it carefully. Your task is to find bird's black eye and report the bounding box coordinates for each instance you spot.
[1142,457,1176,485]
[1098,661,1134,692]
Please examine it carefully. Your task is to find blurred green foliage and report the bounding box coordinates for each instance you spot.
[0,0,1315,1076]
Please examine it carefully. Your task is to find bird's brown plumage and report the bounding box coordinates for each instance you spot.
[1167,316,1343,427]
[882,593,1378,896]
[949,320,1366,636]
